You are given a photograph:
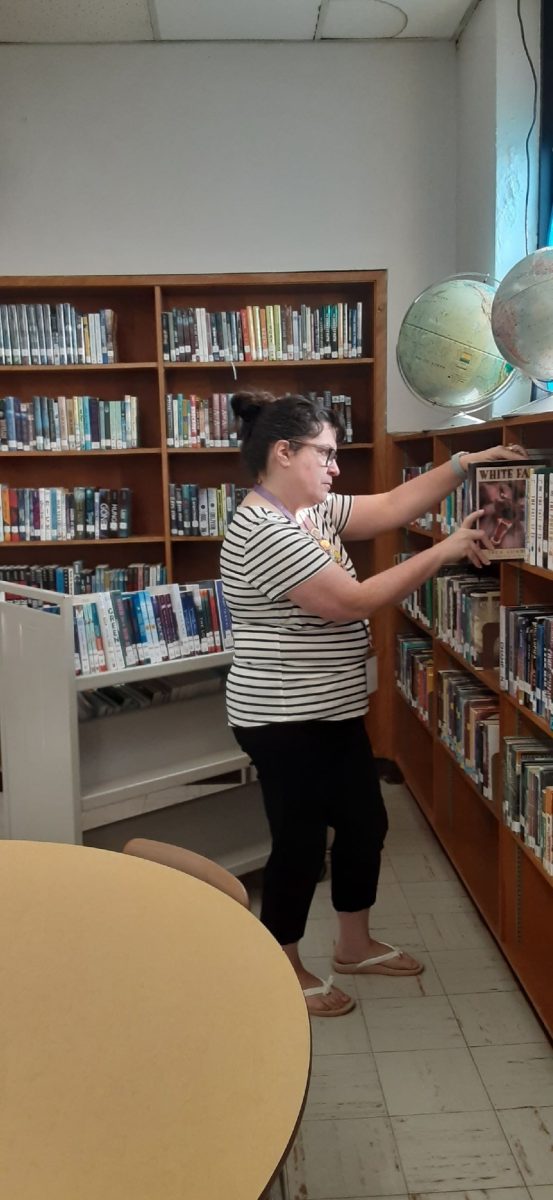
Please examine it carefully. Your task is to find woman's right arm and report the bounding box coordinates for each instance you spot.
[286,511,492,622]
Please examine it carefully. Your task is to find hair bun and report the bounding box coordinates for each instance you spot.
[231,390,275,426]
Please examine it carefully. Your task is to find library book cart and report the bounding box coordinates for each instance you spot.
[0,271,388,865]
[387,412,553,1037]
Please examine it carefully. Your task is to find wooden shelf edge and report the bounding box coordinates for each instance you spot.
[396,605,433,636]
[0,363,158,371]
[503,823,553,889]
[0,536,165,549]
[434,637,501,694]
[1,448,161,458]
[164,358,374,369]
[435,736,498,819]
[502,691,552,737]
[395,684,432,734]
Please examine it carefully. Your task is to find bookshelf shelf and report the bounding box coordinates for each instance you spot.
[437,735,497,819]
[2,449,162,458]
[166,358,375,370]
[504,824,553,889]
[435,637,501,694]
[388,417,553,1035]
[503,692,552,737]
[405,523,434,538]
[76,648,234,691]
[0,363,158,372]
[168,443,374,454]
[395,684,431,734]
[81,746,250,812]
[396,605,432,635]
[2,536,165,548]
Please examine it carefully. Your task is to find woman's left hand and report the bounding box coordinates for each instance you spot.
[460,443,528,471]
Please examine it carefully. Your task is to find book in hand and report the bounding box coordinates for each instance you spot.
[467,455,553,560]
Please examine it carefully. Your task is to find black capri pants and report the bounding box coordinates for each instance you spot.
[233,716,388,946]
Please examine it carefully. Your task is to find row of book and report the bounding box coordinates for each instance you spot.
[0,394,139,452]
[522,466,553,569]
[435,572,500,670]
[396,553,433,627]
[72,580,232,675]
[166,393,237,449]
[306,392,354,443]
[396,635,433,724]
[161,303,364,363]
[169,483,247,538]
[168,482,248,538]
[500,604,553,725]
[437,669,499,804]
[0,561,166,595]
[402,463,434,530]
[0,304,117,366]
[504,738,553,873]
[77,673,205,721]
[165,390,356,449]
[0,486,132,543]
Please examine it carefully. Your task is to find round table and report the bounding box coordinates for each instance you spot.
[0,841,311,1200]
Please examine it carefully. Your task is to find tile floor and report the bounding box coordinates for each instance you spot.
[260,781,553,1200]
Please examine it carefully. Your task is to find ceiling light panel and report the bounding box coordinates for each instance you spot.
[321,0,407,39]
[154,0,322,41]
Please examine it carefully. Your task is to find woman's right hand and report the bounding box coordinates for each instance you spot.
[438,510,493,569]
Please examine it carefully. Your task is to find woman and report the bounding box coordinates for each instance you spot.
[220,391,525,1017]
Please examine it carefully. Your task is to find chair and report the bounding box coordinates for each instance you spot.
[122,837,249,908]
[122,837,289,1197]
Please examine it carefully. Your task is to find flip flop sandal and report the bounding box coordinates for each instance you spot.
[302,974,356,1017]
[332,942,424,976]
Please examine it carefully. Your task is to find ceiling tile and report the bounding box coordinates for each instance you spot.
[154,0,321,41]
[0,0,154,43]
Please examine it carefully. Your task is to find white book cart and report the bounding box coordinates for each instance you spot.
[0,582,270,874]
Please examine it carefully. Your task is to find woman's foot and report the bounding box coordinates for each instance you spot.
[333,936,423,976]
[297,967,355,1016]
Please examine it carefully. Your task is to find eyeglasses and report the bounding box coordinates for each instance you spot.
[289,440,339,467]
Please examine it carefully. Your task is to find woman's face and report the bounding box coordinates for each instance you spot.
[288,423,341,505]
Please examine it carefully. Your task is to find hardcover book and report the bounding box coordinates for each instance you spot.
[469,459,551,559]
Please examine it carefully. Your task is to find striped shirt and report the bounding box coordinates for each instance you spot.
[220,493,370,726]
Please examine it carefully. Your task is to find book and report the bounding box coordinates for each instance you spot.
[467,457,553,560]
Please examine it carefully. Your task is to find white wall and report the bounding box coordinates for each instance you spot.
[0,41,457,431]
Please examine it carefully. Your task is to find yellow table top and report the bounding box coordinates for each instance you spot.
[0,841,311,1200]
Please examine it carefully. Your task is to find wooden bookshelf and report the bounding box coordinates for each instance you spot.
[0,270,388,753]
[389,417,553,1036]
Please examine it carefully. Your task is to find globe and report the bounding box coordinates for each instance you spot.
[491,246,553,385]
[397,274,515,410]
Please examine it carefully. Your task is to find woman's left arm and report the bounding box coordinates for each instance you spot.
[343,443,528,540]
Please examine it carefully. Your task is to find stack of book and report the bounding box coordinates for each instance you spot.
[72,579,232,675]
[395,553,433,627]
[499,604,553,723]
[0,394,139,452]
[0,303,117,365]
[161,302,363,363]
[504,737,553,872]
[169,482,247,537]
[0,486,132,542]
[78,673,214,721]
[437,669,499,801]
[0,561,166,595]
[435,571,500,669]
[523,465,553,568]
[306,392,354,443]
[166,393,237,449]
[396,634,433,724]
[402,463,434,529]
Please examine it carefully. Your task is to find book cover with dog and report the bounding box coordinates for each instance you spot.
[469,461,544,560]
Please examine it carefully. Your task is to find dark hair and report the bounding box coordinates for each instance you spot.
[231,391,344,477]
